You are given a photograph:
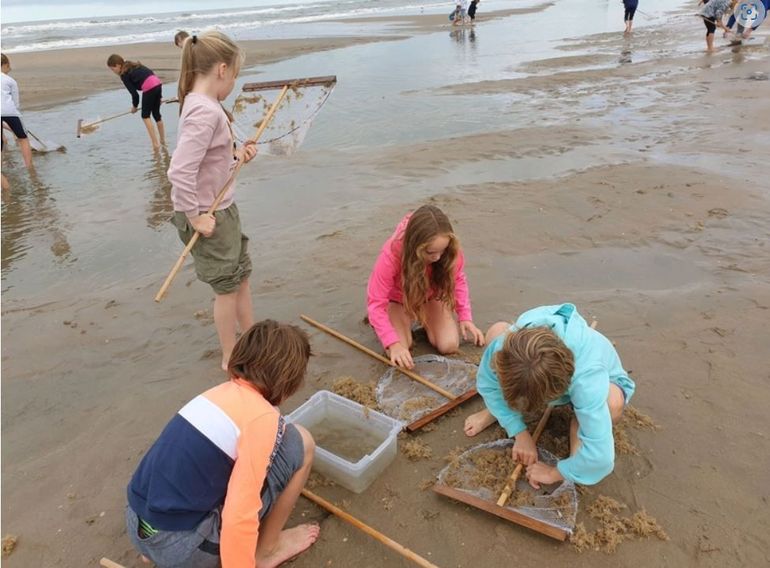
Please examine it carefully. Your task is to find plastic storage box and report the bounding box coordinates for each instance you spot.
[287,390,403,493]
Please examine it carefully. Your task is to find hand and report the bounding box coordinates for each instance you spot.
[190,213,216,237]
[237,141,257,164]
[130,106,138,114]
[459,320,485,346]
[511,431,538,466]
[525,462,564,490]
[388,342,414,369]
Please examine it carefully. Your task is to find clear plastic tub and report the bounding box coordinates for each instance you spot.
[287,390,403,493]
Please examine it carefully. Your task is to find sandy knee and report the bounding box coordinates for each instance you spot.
[608,384,625,423]
[295,425,315,464]
[485,321,510,343]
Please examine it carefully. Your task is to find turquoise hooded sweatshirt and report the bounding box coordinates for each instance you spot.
[476,303,635,485]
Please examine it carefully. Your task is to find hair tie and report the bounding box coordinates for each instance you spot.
[192,35,197,44]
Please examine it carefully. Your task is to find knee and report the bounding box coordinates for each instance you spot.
[295,425,315,466]
[608,385,625,423]
[435,334,459,355]
[485,321,510,344]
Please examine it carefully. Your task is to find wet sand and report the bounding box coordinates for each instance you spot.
[2,4,770,568]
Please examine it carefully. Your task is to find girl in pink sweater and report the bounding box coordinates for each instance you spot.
[367,205,485,369]
[167,31,256,371]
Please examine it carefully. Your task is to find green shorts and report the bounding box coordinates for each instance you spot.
[172,203,252,295]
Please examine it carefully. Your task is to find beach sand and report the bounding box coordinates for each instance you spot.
[2,4,770,568]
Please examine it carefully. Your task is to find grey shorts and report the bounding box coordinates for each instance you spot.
[126,423,304,568]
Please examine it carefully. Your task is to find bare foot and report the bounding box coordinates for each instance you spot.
[464,409,497,436]
[141,555,151,564]
[256,524,321,568]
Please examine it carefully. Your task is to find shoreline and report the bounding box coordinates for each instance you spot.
[5,7,531,111]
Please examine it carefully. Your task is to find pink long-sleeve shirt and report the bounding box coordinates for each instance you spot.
[168,93,238,218]
[367,213,473,349]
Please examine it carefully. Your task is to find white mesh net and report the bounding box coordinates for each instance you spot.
[376,354,477,423]
[437,439,578,533]
[231,78,335,156]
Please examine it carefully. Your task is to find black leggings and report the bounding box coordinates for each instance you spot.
[624,5,637,21]
[141,85,163,121]
[1,116,27,150]
[704,18,717,35]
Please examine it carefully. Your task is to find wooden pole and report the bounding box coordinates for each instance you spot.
[496,319,598,506]
[301,489,440,568]
[100,559,126,568]
[300,314,457,400]
[154,85,290,302]
[496,405,553,506]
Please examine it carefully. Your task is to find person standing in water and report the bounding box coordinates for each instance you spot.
[623,0,639,33]
[107,54,165,149]
[468,0,480,23]
[1,53,34,172]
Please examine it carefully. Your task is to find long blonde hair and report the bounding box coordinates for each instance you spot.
[177,31,242,114]
[400,205,459,322]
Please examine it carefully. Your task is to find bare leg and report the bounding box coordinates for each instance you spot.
[156,120,166,146]
[387,302,414,349]
[706,32,715,53]
[569,383,625,455]
[423,299,460,354]
[256,426,320,568]
[464,321,511,436]
[214,291,239,371]
[1,173,9,191]
[143,118,160,149]
[235,278,254,333]
[18,138,34,170]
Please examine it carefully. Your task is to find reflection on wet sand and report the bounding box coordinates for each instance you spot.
[145,147,173,230]
[1,154,73,279]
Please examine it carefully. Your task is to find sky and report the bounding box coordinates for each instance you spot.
[1,0,330,23]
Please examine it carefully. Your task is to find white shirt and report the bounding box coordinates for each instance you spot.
[456,0,468,9]
[1,72,21,117]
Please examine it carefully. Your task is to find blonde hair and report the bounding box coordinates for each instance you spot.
[495,326,574,414]
[178,31,242,113]
[400,205,459,322]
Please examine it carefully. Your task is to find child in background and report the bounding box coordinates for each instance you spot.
[174,30,190,48]
[700,0,738,52]
[453,0,469,25]
[463,303,635,487]
[623,0,639,33]
[1,53,34,171]
[367,205,485,369]
[468,0,480,22]
[107,54,166,148]
[167,31,257,371]
[126,320,320,568]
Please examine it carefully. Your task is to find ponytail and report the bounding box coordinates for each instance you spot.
[177,31,242,115]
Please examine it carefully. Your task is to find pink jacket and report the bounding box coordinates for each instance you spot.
[367,213,473,349]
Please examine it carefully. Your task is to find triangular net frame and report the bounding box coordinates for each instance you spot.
[231,75,336,156]
[376,354,477,423]
[437,439,578,534]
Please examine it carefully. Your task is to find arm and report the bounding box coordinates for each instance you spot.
[476,338,527,437]
[121,74,140,108]
[453,251,473,323]
[167,107,216,218]
[366,248,401,349]
[220,414,280,568]
[556,366,615,485]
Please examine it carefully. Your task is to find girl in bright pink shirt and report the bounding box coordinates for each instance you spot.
[367,205,485,369]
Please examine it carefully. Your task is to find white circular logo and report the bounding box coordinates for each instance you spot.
[734,1,767,27]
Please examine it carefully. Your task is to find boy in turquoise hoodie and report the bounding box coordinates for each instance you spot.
[464,303,635,487]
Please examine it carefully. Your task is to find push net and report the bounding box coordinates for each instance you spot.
[437,439,578,533]
[231,76,336,156]
[376,354,477,424]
